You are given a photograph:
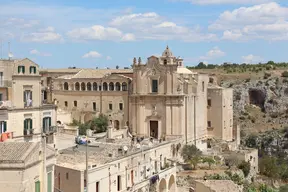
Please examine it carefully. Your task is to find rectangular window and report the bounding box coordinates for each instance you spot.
[96,181,100,192]
[207,99,211,107]
[0,72,3,86]
[35,181,40,192]
[207,121,211,127]
[93,102,96,111]
[109,103,112,110]
[152,79,158,93]
[47,172,52,192]
[0,93,2,101]
[18,66,25,74]
[23,90,32,107]
[65,101,68,107]
[74,101,77,107]
[117,175,121,191]
[0,121,7,134]
[119,103,123,110]
[66,172,69,180]
[202,81,205,92]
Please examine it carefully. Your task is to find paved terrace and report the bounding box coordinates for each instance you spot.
[57,137,179,170]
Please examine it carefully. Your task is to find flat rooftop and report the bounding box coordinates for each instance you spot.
[56,137,174,170]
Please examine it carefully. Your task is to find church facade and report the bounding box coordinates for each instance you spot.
[129,46,234,150]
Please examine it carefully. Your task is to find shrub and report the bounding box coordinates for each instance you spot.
[238,161,251,177]
[281,71,288,77]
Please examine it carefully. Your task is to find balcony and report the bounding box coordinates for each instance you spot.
[24,100,33,108]
[43,126,57,134]
[0,80,12,87]
[0,100,13,109]
[23,129,34,136]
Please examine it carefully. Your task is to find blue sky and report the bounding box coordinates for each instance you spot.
[0,0,288,68]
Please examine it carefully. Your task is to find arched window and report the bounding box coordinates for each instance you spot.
[164,59,167,65]
[109,82,114,91]
[64,82,69,90]
[93,82,97,91]
[87,82,92,91]
[103,82,108,91]
[81,82,86,91]
[122,82,127,91]
[75,82,80,91]
[115,82,121,91]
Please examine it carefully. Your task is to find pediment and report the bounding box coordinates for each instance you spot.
[18,58,39,67]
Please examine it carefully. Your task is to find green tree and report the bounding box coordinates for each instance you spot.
[259,156,280,179]
[238,161,251,177]
[90,114,109,133]
[181,144,202,162]
[281,71,288,77]
[245,134,258,148]
[202,157,215,169]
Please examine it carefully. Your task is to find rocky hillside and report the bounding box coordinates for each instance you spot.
[220,73,288,134]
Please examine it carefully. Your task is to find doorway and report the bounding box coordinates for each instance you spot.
[150,121,158,139]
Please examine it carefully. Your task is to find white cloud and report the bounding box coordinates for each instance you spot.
[106,56,112,60]
[199,47,226,61]
[110,12,161,27]
[179,0,272,5]
[30,49,51,56]
[109,12,217,42]
[222,30,243,40]
[82,51,102,58]
[22,32,62,43]
[67,25,135,42]
[242,54,263,64]
[4,18,39,28]
[121,33,136,41]
[210,3,288,41]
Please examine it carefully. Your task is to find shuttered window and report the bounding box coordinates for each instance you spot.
[35,181,40,192]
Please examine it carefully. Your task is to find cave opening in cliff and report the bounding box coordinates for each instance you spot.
[248,88,266,112]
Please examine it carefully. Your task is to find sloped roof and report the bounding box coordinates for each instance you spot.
[58,69,133,79]
[177,67,195,74]
[0,142,38,163]
[40,68,82,73]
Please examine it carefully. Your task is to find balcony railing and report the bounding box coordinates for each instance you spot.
[24,100,33,108]
[0,100,13,109]
[0,80,12,87]
[23,129,34,136]
[43,126,57,134]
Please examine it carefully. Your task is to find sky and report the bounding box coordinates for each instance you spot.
[0,0,288,69]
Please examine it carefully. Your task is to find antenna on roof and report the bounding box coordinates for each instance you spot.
[8,42,13,60]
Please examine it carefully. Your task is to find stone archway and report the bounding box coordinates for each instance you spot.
[168,175,176,192]
[84,113,93,123]
[159,178,167,192]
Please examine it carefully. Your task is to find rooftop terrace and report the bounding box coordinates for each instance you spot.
[56,137,177,170]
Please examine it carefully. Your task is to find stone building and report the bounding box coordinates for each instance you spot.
[129,46,234,150]
[41,46,235,151]
[0,58,57,144]
[55,137,179,192]
[0,142,56,192]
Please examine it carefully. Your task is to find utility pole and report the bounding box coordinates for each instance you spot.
[86,129,89,192]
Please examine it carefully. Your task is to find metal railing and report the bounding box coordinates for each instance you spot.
[23,129,34,136]
[43,126,57,134]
